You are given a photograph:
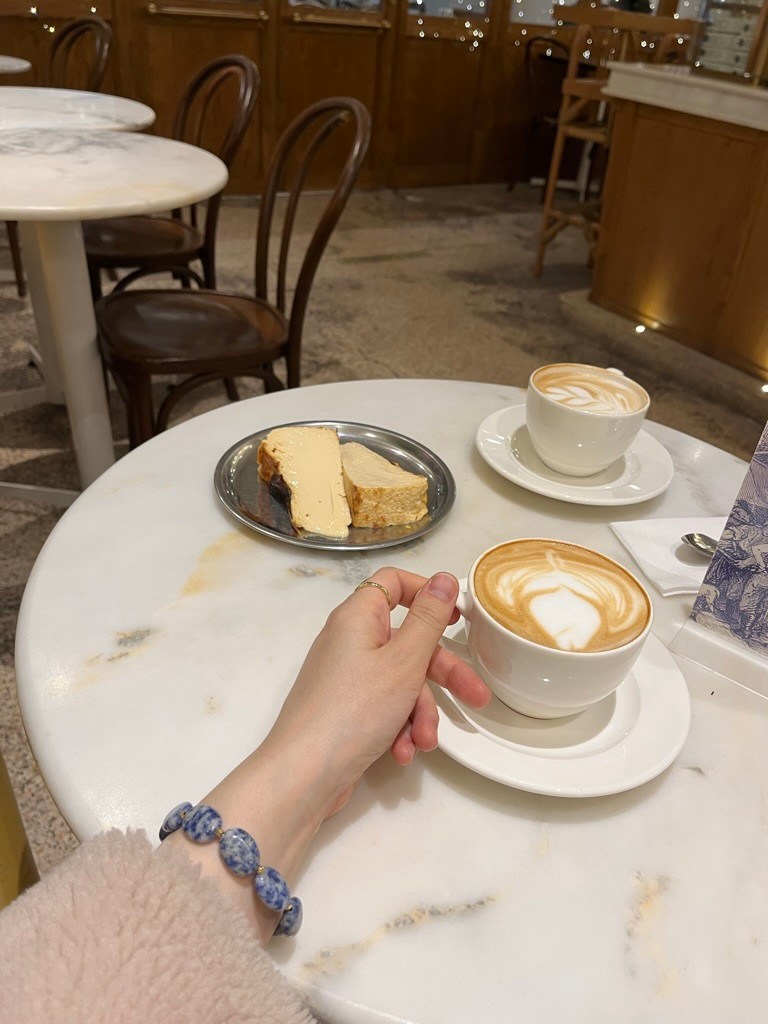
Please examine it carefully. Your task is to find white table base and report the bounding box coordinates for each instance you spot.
[17,222,65,405]
[21,221,114,486]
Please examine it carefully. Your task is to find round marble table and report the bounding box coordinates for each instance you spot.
[16,379,766,1023]
[0,128,227,490]
[0,86,155,461]
[0,86,154,132]
[0,56,32,75]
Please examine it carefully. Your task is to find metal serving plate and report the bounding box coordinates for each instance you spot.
[214,420,456,551]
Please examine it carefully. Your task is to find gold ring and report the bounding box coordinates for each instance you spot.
[354,579,393,609]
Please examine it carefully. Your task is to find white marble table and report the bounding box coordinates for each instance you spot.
[16,379,765,1023]
[0,56,32,75]
[0,86,154,132]
[0,86,155,452]
[0,128,227,498]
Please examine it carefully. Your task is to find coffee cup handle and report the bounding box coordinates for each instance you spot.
[453,578,470,620]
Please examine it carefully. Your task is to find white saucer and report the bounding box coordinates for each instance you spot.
[435,623,691,798]
[476,404,674,506]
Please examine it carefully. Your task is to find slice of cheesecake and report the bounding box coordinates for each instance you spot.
[340,442,428,528]
[257,426,351,539]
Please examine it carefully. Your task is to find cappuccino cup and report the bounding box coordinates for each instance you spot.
[454,538,652,719]
[526,363,650,476]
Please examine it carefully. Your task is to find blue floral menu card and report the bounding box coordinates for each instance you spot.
[672,419,768,696]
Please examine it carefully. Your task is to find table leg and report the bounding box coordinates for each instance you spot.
[26,221,115,487]
[17,222,65,405]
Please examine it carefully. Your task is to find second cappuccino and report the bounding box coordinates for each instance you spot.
[474,539,649,654]
[526,363,650,476]
[455,538,653,719]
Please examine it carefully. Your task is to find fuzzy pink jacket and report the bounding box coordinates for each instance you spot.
[0,830,317,1024]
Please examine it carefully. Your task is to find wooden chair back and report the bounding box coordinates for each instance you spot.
[172,55,260,264]
[254,96,371,386]
[48,16,112,91]
[525,36,572,122]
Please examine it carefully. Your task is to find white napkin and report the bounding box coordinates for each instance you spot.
[610,516,728,597]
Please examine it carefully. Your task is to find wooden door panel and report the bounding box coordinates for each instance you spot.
[392,35,482,186]
[119,3,266,192]
[276,20,385,187]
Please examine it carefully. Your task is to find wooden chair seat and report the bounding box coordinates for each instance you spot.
[83,216,204,268]
[97,289,288,373]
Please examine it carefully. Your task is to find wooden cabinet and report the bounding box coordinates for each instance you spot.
[591,98,768,383]
[0,0,574,191]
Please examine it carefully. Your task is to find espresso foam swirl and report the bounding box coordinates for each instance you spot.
[532,365,647,415]
[474,540,649,653]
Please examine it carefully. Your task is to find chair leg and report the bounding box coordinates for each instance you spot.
[223,378,240,401]
[122,371,156,449]
[534,125,568,277]
[6,221,26,298]
[89,263,103,301]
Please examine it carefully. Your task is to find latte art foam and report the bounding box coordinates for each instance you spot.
[474,540,650,653]
[532,364,647,416]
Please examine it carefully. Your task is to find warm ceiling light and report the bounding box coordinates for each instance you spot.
[635,325,646,334]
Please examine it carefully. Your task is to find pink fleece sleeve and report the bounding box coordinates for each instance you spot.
[0,829,317,1024]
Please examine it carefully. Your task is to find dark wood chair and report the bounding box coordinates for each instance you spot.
[522,36,572,196]
[95,97,372,448]
[6,16,112,299]
[48,15,112,90]
[84,55,259,301]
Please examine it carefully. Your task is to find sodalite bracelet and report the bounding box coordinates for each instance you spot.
[159,802,303,937]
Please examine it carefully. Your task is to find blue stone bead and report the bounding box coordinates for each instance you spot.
[159,801,193,842]
[274,896,303,937]
[254,865,290,912]
[182,804,222,844]
[219,827,260,877]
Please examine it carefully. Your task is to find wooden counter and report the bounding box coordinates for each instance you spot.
[591,63,768,383]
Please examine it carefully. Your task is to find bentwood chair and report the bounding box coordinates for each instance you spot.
[48,15,112,91]
[84,55,260,301]
[6,16,112,298]
[95,97,371,448]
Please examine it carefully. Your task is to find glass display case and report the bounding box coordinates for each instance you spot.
[693,0,768,80]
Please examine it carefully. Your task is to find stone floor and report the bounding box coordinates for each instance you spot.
[1,183,766,872]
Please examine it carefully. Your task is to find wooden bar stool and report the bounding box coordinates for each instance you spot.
[533,23,610,276]
[533,6,701,276]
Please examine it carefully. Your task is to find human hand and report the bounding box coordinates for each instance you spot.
[263,568,491,818]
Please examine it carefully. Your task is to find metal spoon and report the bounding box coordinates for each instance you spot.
[681,532,718,558]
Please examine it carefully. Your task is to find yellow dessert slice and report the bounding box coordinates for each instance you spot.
[340,442,428,528]
[257,426,351,539]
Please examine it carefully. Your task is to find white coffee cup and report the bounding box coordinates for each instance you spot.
[526,363,650,477]
[453,538,653,719]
